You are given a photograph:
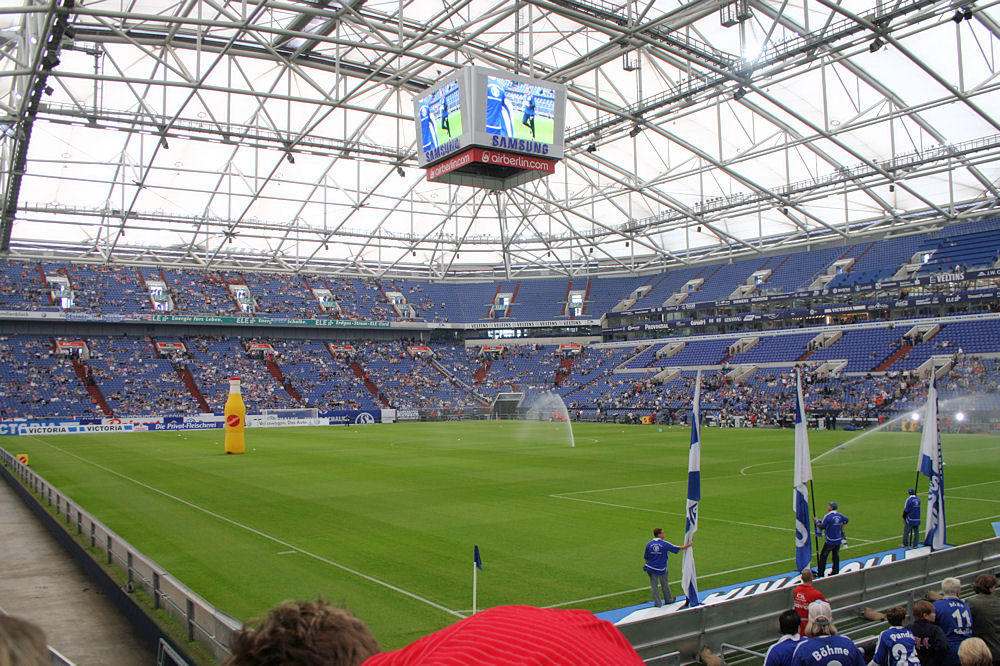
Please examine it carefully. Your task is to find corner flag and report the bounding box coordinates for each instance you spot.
[681,370,701,606]
[793,369,813,572]
[919,378,946,550]
[473,545,483,614]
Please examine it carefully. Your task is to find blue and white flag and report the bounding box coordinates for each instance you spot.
[919,378,947,550]
[473,544,483,613]
[681,370,701,606]
[793,369,813,572]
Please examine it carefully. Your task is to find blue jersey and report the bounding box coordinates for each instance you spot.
[485,83,513,136]
[933,598,973,665]
[643,538,680,575]
[419,105,439,152]
[791,635,865,666]
[873,627,921,666]
[764,634,802,666]
[904,496,921,525]
[818,511,849,545]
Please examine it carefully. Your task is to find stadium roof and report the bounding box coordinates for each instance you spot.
[0,0,998,279]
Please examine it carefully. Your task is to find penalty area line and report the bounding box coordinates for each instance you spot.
[27,436,463,619]
[549,493,794,533]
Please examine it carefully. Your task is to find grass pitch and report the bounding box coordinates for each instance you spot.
[7,421,999,652]
[510,114,555,143]
[433,109,462,146]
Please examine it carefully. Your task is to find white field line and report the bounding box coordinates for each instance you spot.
[741,453,915,476]
[949,479,1000,491]
[949,496,1000,504]
[28,437,463,618]
[549,493,795,533]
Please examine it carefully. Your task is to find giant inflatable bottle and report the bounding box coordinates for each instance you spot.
[224,377,246,454]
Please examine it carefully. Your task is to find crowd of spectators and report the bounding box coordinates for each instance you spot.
[84,337,198,416]
[187,338,298,413]
[761,575,999,666]
[1,333,999,423]
[0,335,101,419]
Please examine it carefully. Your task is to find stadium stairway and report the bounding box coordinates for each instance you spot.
[176,364,211,412]
[555,357,573,384]
[474,360,492,384]
[876,344,914,372]
[0,473,153,665]
[71,359,112,417]
[351,361,389,406]
[265,357,302,404]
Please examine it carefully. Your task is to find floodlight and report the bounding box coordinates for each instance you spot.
[955,412,966,422]
[869,37,884,52]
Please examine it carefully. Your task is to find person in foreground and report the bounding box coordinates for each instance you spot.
[764,609,804,666]
[0,614,49,666]
[225,598,379,666]
[908,599,950,666]
[959,639,994,666]
[790,600,865,666]
[935,578,975,666]
[966,574,1000,665]
[793,568,826,635]
[871,606,921,666]
[363,605,644,665]
[643,527,693,607]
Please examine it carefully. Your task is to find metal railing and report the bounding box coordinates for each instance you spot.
[0,449,240,664]
[621,538,1000,663]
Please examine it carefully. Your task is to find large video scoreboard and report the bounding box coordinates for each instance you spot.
[413,66,567,189]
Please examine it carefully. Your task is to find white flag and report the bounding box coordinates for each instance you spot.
[681,371,701,606]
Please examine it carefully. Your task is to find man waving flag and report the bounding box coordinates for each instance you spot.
[794,368,814,572]
[681,370,702,606]
[919,377,946,550]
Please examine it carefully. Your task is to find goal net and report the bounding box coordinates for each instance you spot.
[253,408,324,427]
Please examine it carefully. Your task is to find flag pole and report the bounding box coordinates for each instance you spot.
[472,560,478,615]
[809,479,819,564]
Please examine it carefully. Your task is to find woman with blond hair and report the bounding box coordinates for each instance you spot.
[790,601,865,666]
[959,638,992,666]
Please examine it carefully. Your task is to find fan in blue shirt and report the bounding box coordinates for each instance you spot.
[934,578,974,666]
[791,600,865,666]
[765,610,804,666]
[872,606,922,666]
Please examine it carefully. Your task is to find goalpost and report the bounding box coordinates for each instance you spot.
[255,408,324,427]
